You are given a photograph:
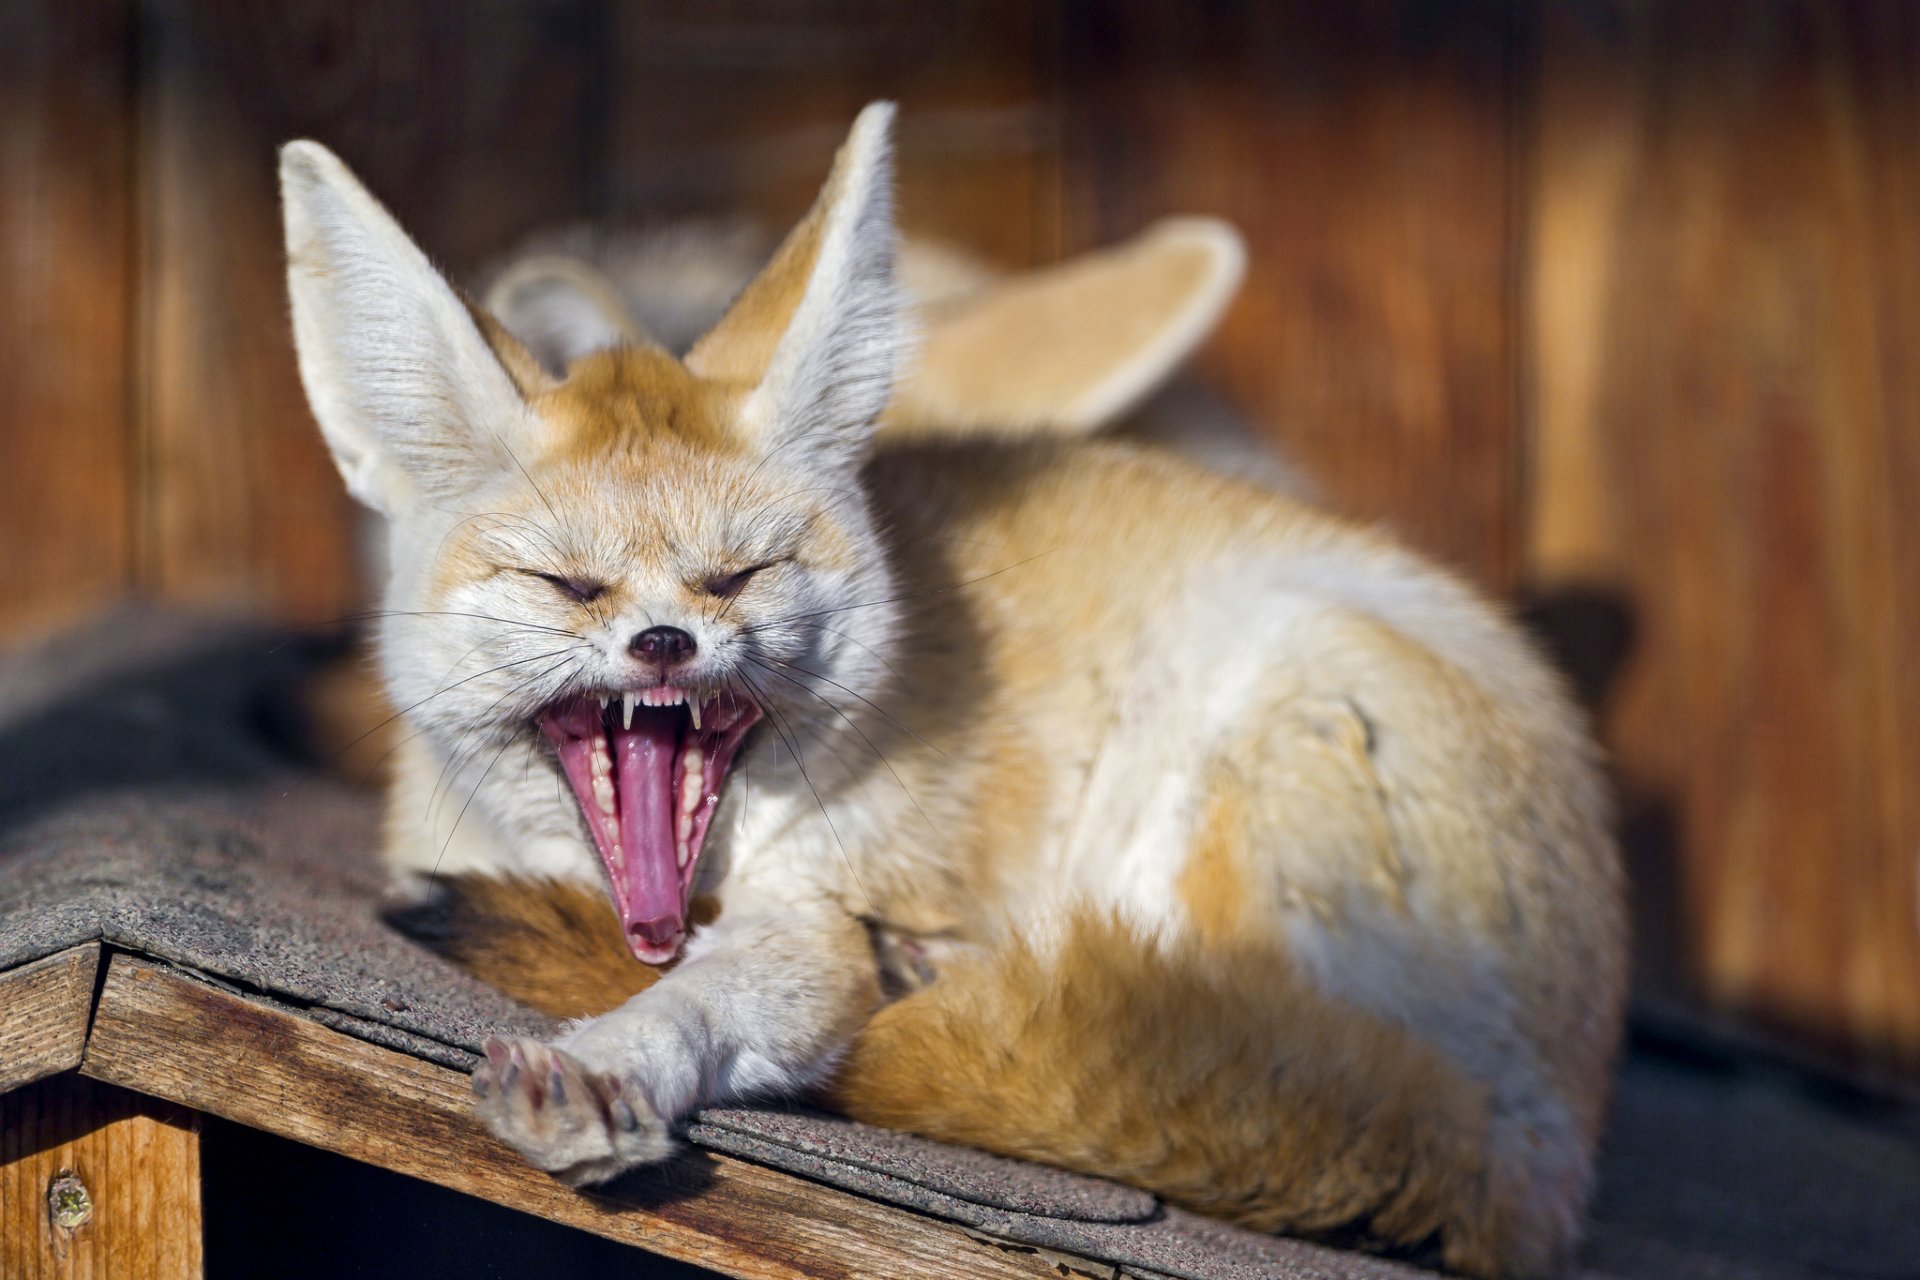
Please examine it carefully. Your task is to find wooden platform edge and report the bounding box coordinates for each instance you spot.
[75,953,1059,1280]
[0,944,102,1094]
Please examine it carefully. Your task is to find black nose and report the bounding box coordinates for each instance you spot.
[629,625,696,666]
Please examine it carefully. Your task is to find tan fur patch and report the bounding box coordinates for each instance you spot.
[401,875,718,1021]
[1177,780,1254,942]
[534,346,745,460]
[830,912,1537,1279]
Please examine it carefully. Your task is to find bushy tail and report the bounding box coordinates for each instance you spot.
[827,914,1555,1279]
[389,875,662,1021]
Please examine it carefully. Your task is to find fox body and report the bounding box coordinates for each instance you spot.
[282,105,1625,1277]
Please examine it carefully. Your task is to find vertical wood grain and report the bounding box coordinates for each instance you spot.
[135,0,616,622]
[0,1075,203,1280]
[0,0,134,637]
[1526,0,1920,1067]
[1058,1,1523,590]
[604,1,1063,271]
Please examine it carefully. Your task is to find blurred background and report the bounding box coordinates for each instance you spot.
[1,0,1915,1084]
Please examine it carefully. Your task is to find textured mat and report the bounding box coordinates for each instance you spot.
[2,609,1916,1279]
[0,611,556,1068]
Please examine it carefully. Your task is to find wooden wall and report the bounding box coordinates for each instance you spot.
[2,0,1915,1074]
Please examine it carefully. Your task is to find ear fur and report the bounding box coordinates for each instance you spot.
[280,140,541,516]
[685,102,904,468]
[483,255,647,376]
[887,217,1246,436]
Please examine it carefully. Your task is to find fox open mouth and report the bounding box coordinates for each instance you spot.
[539,688,761,963]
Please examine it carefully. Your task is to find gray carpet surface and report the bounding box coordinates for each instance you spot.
[1,609,1914,1279]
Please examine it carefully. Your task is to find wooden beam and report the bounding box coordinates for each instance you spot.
[0,947,101,1095]
[0,1073,203,1280]
[79,955,1058,1280]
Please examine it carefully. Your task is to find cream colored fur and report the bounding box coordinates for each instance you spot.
[281,105,1625,1277]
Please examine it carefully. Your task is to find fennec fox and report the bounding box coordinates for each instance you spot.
[281,104,1624,1277]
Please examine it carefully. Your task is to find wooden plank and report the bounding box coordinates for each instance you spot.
[0,0,135,637]
[79,955,1057,1280]
[1059,0,1523,589]
[0,947,102,1095]
[135,0,615,624]
[1525,0,1920,1069]
[0,1074,203,1280]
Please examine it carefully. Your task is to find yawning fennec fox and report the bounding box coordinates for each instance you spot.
[281,104,1625,1277]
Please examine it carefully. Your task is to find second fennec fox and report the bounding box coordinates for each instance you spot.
[280,104,1625,1277]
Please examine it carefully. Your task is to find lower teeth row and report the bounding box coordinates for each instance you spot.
[677,746,705,868]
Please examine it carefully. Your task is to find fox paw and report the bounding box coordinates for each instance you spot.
[471,1036,673,1185]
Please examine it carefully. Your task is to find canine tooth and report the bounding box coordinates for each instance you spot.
[597,694,609,709]
[676,839,690,869]
[688,700,702,731]
[622,691,636,729]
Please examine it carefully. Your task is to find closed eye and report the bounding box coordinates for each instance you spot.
[525,570,605,604]
[701,560,781,600]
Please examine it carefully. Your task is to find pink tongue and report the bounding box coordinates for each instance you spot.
[612,708,684,957]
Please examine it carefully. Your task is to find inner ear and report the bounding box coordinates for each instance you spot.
[885,217,1246,437]
[684,103,903,466]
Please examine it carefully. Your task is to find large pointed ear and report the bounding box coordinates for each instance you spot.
[280,141,546,517]
[684,103,903,469]
[886,217,1245,437]
[483,254,646,377]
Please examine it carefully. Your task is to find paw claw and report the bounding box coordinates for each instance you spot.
[471,1036,673,1184]
[483,1036,509,1068]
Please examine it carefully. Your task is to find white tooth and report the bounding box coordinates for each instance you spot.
[597,694,609,709]
[622,691,636,729]
[688,700,702,731]
[676,840,689,869]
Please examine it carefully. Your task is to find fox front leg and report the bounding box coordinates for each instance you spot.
[472,903,879,1185]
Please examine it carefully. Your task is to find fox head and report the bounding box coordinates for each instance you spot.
[282,105,905,963]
